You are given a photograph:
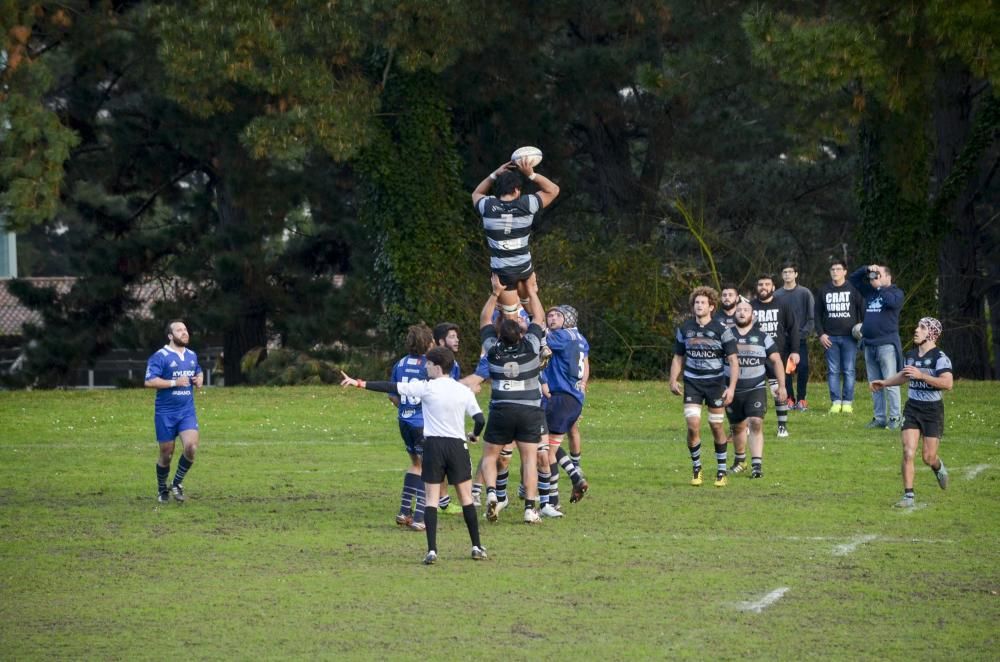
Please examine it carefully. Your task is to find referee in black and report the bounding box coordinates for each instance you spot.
[341,346,487,564]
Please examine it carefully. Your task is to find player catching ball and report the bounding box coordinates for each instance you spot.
[471,149,560,317]
[871,317,953,508]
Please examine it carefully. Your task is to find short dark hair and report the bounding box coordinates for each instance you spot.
[882,264,892,277]
[498,318,522,345]
[433,322,459,345]
[830,259,847,270]
[426,346,455,373]
[720,283,739,295]
[166,319,185,336]
[404,323,433,356]
[781,261,798,272]
[757,274,774,284]
[494,171,523,197]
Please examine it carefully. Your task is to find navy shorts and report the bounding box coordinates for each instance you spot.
[545,392,583,435]
[495,264,534,290]
[399,421,424,456]
[421,436,473,484]
[484,403,546,444]
[155,409,198,443]
[726,387,768,424]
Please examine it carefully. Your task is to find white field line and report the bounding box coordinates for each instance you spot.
[831,534,879,556]
[736,587,789,613]
[964,464,991,480]
[669,533,954,545]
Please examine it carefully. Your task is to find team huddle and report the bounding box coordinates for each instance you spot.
[144,153,956,565]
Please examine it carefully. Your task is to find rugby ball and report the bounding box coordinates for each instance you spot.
[851,323,863,341]
[511,146,543,168]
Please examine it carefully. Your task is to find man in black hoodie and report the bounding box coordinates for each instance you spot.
[815,260,865,414]
[752,275,800,438]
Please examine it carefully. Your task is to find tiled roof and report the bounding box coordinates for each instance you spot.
[0,277,185,337]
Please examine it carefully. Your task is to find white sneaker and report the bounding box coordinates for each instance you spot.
[422,550,438,565]
[540,504,563,518]
[777,425,789,438]
[471,546,488,561]
[523,508,541,524]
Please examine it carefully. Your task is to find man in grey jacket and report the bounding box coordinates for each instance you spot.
[774,262,815,411]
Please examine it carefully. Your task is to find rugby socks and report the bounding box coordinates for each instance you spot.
[496,469,509,502]
[537,469,551,506]
[714,442,728,477]
[752,456,762,473]
[775,398,789,431]
[424,506,438,553]
[549,462,560,508]
[734,452,747,466]
[438,494,452,510]
[570,452,581,468]
[413,483,426,524]
[472,483,483,501]
[156,463,169,493]
[689,442,702,472]
[931,460,942,473]
[399,473,421,517]
[172,454,193,486]
[524,499,535,511]
[904,488,915,499]
[463,504,481,548]
[556,448,584,486]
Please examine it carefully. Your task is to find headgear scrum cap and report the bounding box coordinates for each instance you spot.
[918,317,942,342]
[559,305,579,329]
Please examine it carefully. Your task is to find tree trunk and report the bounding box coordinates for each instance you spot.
[931,65,995,378]
[214,170,268,386]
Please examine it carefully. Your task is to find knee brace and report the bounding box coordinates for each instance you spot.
[499,448,514,458]
[708,412,725,424]
[683,405,701,419]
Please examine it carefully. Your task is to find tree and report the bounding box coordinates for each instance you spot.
[744,1,999,377]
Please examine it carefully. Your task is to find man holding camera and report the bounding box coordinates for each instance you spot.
[849,264,905,430]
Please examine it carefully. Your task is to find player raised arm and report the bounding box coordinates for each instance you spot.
[472,162,515,207]
[523,272,545,326]
[479,274,505,328]
[513,159,560,208]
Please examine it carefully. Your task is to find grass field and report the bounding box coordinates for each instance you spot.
[1,381,998,660]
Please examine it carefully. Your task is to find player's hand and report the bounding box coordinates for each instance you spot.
[790,352,801,366]
[175,375,191,387]
[870,380,884,392]
[723,387,735,406]
[669,381,682,396]
[194,373,204,388]
[819,334,832,350]
[339,370,358,388]
[777,387,788,403]
[514,158,535,178]
[467,433,479,444]
[902,365,923,380]
[525,272,539,294]
[490,273,504,297]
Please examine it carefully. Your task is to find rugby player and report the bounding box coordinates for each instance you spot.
[871,318,952,508]
[725,300,787,479]
[144,320,204,504]
[539,305,590,516]
[479,273,548,523]
[388,324,435,531]
[668,287,740,487]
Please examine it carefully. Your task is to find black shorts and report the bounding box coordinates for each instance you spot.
[484,403,545,444]
[421,436,473,484]
[398,421,424,456]
[683,378,725,408]
[495,264,534,290]
[726,387,768,424]
[902,399,945,438]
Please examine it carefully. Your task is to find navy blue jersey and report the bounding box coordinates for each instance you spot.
[543,328,589,404]
[146,346,202,414]
[477,194,542,277]
[904,347,952,403]
[390,354,428,428]
[674,318,738,381]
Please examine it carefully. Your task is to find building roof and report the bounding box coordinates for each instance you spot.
[0,277,183,337]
